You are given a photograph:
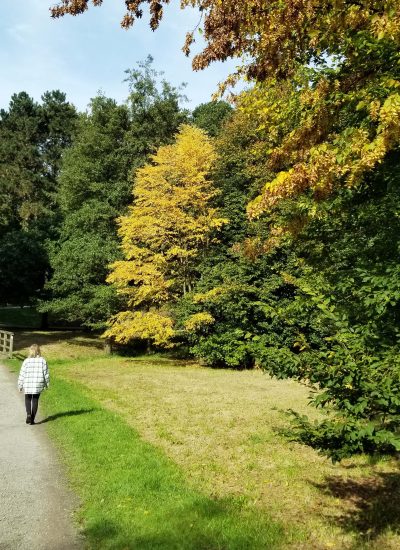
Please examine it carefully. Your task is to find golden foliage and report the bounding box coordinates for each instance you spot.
[192,286,228,304]
[51,2,400,242]
[184,311,215,332]
[106,124,227,345]
[104,309,175,347]
[246,84,400,219]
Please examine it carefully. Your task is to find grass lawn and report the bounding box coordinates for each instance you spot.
[6,331,400,549]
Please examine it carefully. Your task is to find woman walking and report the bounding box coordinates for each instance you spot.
[18,344,49,425]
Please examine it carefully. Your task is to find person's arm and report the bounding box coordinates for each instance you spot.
[42,359,50,388]
[17,361,26,391]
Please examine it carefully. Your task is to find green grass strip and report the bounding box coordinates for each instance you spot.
[38,374,285,549]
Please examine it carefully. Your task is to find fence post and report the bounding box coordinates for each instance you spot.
[9,332,14,358]
[0,330,14,358]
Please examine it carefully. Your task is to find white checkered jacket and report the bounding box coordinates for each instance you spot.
[18,357,50,394]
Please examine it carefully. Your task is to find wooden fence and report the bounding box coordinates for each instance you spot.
[0,330,14,358]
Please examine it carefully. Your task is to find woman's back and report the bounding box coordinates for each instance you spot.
[19,356,49,394]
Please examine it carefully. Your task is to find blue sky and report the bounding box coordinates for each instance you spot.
[0,0,239,112]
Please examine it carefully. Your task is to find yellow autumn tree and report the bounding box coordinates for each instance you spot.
[104,124,227,347]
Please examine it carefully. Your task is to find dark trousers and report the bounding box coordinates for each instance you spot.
[25,393,40,420]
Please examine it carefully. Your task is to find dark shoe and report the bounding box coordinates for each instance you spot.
[30,420,35,425]
[26,414,32,424]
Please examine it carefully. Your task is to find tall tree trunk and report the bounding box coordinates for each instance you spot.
[40,312,49,330]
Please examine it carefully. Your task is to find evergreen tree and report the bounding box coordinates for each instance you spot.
[43,59,188,328]
[42,96,132,327]
[0,91,77,306]
[192,101,232,137]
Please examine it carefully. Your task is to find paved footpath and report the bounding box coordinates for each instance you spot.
[0,363,83,550]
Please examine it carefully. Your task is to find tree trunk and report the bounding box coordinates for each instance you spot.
[40,312,49,330]
[103,338,112,355]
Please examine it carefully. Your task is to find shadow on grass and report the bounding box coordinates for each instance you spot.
[82,520,219,550]
[11,330,86,352]
[37,408,97,424]
[66,338,104,351]
[82,496,278,550]
[0,307,42,329]
[314,471,400,544]
[10,330,107,359]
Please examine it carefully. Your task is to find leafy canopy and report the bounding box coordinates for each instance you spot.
[105,124,227,347]
[43,58,187,328]
[50,2,399,77]
[50,2,400,211]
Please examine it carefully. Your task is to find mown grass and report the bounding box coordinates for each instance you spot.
[7,331,400,549]
[7,357,286,549]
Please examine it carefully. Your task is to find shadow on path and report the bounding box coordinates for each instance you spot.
[37,408,96,424]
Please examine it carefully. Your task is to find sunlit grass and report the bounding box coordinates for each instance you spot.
[7,331,400,549]
[8,361,287,549]
[61,357,400,549]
